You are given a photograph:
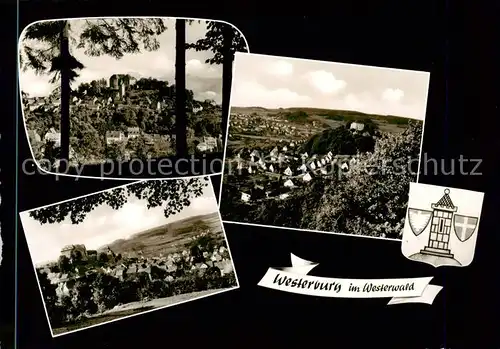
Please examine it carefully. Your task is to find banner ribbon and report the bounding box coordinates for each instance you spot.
[257,254,443,305]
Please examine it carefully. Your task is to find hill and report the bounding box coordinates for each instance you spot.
[231,106,418,126]
[96,212,223,258]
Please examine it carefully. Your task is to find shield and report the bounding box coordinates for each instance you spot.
[453,215,478,242]
[407,208,433,236]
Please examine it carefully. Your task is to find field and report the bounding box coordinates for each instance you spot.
[52,288,229,335]
[96,212,224,258]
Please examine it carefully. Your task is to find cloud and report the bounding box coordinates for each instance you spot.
[231,80,311,108]
[306,70,346,94]
[266,60,294,76]
[382,88,404,102]
[186,59,221,79]
[344,94,365,110]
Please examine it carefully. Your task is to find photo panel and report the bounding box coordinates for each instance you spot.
[19,176,239,337]
[18,17,249,179]
[220,52,430,241]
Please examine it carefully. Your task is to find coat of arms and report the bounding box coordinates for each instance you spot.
[401,183,484,268]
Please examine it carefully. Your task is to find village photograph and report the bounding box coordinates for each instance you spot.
[19,177,237,336]
[220,53,430,240]
[18,17,248,175]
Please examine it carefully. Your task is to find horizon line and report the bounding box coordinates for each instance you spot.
[31,209,220,266]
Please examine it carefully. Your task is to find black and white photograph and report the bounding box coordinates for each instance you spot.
[19,177,238,337]
[18,17,248,178]
[220,53,430,240]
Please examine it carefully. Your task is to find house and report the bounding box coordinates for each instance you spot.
[127,127,141,139]
[321,158,326,165]
[203,136,217,150]
[302,173,312,182]
[282,146,288,152]
[341,162,349,170]
[284,167,293,176]
[320,168,328,175]
[269,164,274,172]
[197,142,209,152]
[106,131,126,144]
[350,122,365,131]
[270,147,279,158]
[27,130,41,143]
[250,150,260,158]
[279,193,290,200]
[309,161,316,170]
[241,192,251,202]
[298,164,307,172]
[44,128,61,147]
[301,152,308,159]
[60,244,87,259]
[316,160,322,168]
[283,179,295,188]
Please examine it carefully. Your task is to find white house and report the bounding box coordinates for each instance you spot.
[350,122,365,131]
[236,162,243,170]
[290,142,295,148]
[282,146,288,152]
[316,160,322,168]
[310,162,316,170]
[320,168,328,175]
[106,131,125,145]
[270,147,279,157]
[250,150,260,158]
[303,173,312,182]
[341,162,349,170]
[284,179,295,188]
[321,158,326,165]
[298,164,307,172]
[284,167,293,176]
[269,164,274,172]
[44,129,61,147]
[279,193,290,200]
[197,142,209,152]
[241,193,251,202]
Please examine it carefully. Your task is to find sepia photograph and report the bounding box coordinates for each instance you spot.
[220,53,430,240]
[19,177,238,337]
[18,17,248,177]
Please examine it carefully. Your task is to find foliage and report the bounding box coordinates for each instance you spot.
[185,21,247,65]
[302,126,373,155]
[222,121,423,239]
[29,177,209,225]
[285,110,309,123]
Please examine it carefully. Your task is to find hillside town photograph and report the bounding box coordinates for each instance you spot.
[19,177,237,336]
[220,53,430,240]
[18,17,248,173]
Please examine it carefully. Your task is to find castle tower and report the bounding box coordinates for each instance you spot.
[420,189,457,258]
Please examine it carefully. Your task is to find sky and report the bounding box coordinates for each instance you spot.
[19,18,248,104]
[20,179,220,265]
[230,53,431,120]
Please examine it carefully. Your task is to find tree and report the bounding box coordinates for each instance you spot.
[175,19,188,157]
[20,18,167,165]
[97,252,109,265]
[29,177,209,225]
[305,121,423,238]
[186,22,247,149]
[58,255,72,273]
